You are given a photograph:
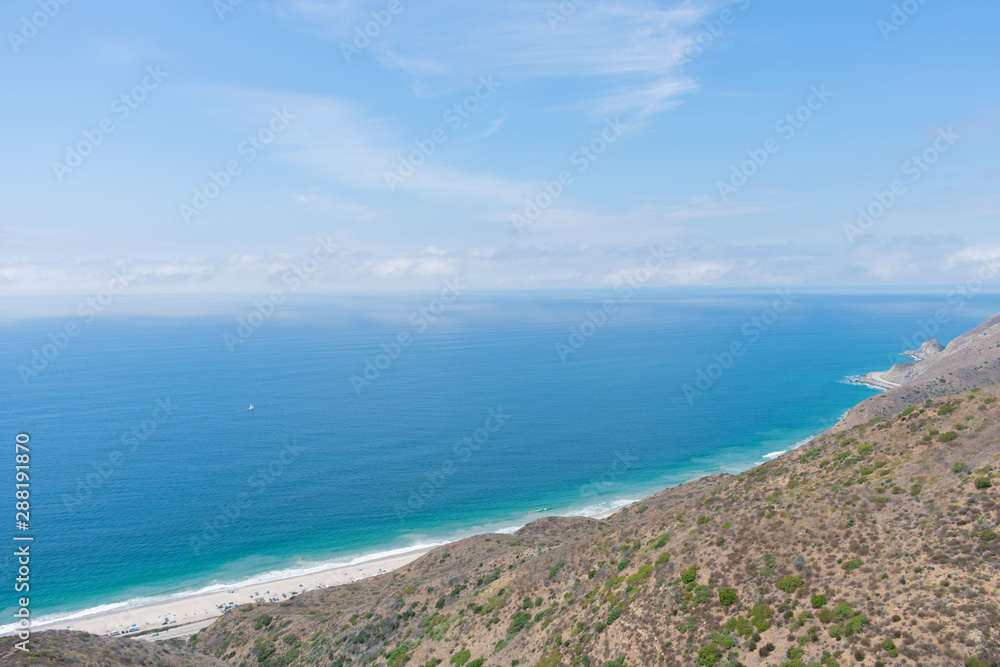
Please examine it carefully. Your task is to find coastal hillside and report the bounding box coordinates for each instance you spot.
[0,630,226,665]
[187,385,1000,667]
[842,312,1000,428]
[12,384,999,666]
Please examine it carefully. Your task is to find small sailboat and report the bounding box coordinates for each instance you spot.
[248,403,255,412]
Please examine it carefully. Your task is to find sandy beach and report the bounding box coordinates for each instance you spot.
[25,508,624,641]
[30,547,434,639]
[847,370,900,391]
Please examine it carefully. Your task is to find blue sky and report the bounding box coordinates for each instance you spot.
[1,0,998,293]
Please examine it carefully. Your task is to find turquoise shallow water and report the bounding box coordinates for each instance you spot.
[0,290,995,629]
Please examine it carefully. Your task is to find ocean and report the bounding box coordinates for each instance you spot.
[0,289,995,630]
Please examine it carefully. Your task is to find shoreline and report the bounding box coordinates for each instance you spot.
[13,433,831,640]
[844,371,898,392]
[25,547,437,638]
[14,505,625,640]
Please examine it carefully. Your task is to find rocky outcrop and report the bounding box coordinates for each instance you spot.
[902,337,944,360]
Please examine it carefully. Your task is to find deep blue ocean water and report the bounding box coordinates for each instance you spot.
[0,290,996,628]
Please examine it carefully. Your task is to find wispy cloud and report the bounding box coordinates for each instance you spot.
[5,234,999,295]
[279,0,712,118]
[199,87,532,204]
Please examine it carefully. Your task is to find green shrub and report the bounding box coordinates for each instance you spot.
[450,649,471,665]
[938,431,958,442]
[656,552,670,565]
[787,647,805,659]
[697,643,722,666]
[750,604,774,632]
[844,614,870,635]
[953,462,968,473]
[548,560,565,578]
[681,566,698,584]
[626,565,653,587]
[722,615,754,638]
[841,559,863,571]
[616,558,631,572]
[882,639,898,657]
[810,594,827,608]
[707,631,738,650]
[718,588,738,606]
[832,602,854,620]
[817,609,833,624]
[975,477,993,489]
[508,612,531,636]
[980,528,997,542]
[778,575,804,593]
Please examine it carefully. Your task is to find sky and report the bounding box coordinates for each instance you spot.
[1,0,999,294]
